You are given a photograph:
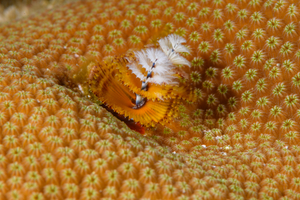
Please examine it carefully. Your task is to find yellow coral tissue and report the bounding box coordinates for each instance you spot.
[1,0,300,199]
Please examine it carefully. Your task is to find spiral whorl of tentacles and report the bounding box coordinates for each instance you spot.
[89,34,195,127]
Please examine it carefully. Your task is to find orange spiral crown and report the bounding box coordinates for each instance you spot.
[88,34,195,127]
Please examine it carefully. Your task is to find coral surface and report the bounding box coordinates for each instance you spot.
[0,0,71,23]
[1,0,300,199]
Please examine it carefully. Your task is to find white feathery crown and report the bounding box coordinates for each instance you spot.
[146,48,173,76]
[127,63,146,81]
[134,50,151,72]
[159,34,190,55]
[158,34,191,67]
[127,34,191,85]
[167,52,191,67]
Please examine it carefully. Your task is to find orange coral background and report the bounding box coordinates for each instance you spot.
[1,0,300,199]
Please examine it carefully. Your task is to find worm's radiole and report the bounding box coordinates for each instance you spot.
[88,34,195,127]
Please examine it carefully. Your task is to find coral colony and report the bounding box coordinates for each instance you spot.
[2,0,300,199]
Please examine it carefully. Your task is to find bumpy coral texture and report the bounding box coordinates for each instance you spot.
[1,0,300,199]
